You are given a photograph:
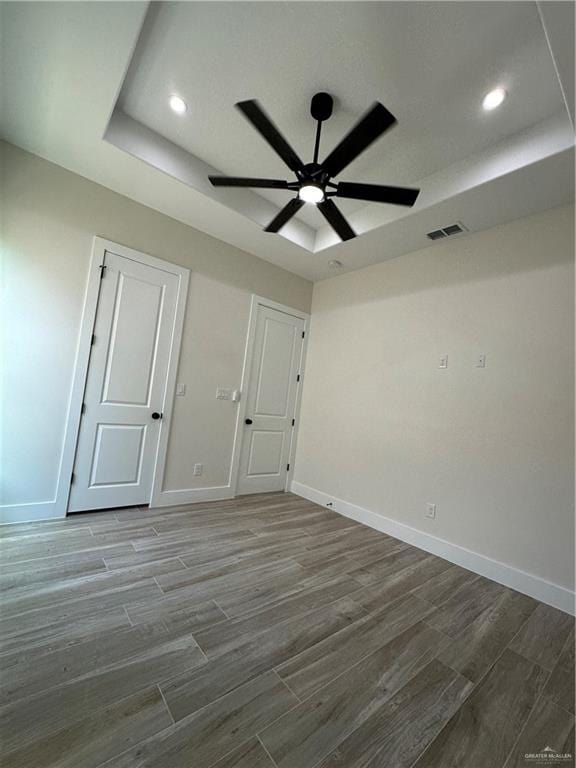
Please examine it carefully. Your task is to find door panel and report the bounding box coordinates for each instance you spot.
[253,318,295,416]
[246,430,285,476]
[68,251,179,512]
[237,304,305,495]
[101,273,164,405]
[90,424,146,486]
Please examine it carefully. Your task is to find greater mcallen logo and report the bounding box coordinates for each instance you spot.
[524,746,573,763]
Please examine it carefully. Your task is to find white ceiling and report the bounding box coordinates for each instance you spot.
[119,2,564,227]
[1,1,574,282]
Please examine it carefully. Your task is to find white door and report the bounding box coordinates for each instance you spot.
[68,251,179,512]
[237,304,305,495]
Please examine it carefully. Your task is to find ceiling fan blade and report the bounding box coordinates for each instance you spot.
[264,197,305,233]
[209,176,291,189]
[317,199,356,241]
[336,182,420,207]
[236,100,304,173]
[322,102,397,178]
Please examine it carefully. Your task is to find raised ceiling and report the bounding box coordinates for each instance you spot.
[119,1,564,227]
[1,1,574,281]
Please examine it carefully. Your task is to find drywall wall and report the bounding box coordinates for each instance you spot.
[0,141,312,516]
[294,204,574,596]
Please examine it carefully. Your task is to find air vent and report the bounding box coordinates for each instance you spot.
[443,223,464,236]
[427,222,468,240]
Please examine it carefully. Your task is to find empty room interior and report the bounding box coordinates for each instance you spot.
[1,2,575,767]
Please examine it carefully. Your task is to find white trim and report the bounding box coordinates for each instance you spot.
[148,260,190,508]
[286,315,309,491]
[0,501,63,525]
[59,237,189,517]
[151,485,235,508]
[291,480,575,616]
[230,295,310,496]
[52,238,105,520]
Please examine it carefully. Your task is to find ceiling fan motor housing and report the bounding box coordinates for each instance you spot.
[299,162,329,182]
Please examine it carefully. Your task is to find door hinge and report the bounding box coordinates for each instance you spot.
[71,473,76,485]
[296,374,300,382]
[91,334,96,346]
[99,264,107,278]
[81,402,86,415]
[302,331,305,338]
[291,418,295,426]
[286,463,290,471]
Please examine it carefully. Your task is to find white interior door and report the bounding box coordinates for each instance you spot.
[68,251,179,512]
[237,304,305,495]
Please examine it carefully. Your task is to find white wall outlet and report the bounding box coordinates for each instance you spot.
[426,503,437,519]
[216,388,232,400]
[193,463,203,476]
[176,383,187,396]
[476,354,486,368]
[439,355,449,369]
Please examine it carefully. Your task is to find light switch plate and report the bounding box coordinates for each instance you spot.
[176,383,186,396]
[476,354,486,368]
[216,388,232,400]
[439,355,448,369]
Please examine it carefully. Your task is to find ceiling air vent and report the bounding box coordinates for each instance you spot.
[427,229,446,240]
[427,222,468,240]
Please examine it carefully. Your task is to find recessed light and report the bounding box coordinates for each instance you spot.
[298,184,325,204]
[169,95,187,114]
[482,87,506,111]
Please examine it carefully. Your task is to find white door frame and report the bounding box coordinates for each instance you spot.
[58,237,189,515]
[230,294,309,496]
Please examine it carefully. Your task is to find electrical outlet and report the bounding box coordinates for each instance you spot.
[439,355,448,370]
[426,503,437,519]
[476,354,486,368]
[193,463,203,476]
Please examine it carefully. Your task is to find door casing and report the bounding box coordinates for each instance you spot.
[230,295,309,496]
[61,237,189,515]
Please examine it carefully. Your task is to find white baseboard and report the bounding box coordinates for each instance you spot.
[151,485,235,508]
[291,480,575,616]
[0,485,236,522]
[0,501,65,524]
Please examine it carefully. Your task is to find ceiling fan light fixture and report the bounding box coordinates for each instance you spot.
[298,183,325,204]
[482,87,506,111]
[169,94,187,114]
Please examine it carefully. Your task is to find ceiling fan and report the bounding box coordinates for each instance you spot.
[209,93,420,242]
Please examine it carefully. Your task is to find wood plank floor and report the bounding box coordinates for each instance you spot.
[0,492,573,768]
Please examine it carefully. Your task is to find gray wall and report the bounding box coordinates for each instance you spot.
[295,204,574,591]
[0,141,312,509]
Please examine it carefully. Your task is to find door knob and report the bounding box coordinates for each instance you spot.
[245,418,253,425]
[152,412,163,420]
